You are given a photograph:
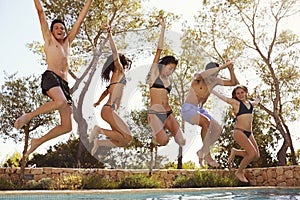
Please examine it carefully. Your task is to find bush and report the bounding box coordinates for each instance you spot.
[173,170,240,187]
[0,177,16,190]
[55,175,83,190]
[82,175,118,189]
[119,174,161,189]
[23,178,55,190]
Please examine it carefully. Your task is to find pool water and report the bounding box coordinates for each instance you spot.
[1,187,299,200]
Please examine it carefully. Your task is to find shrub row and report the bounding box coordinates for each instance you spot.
[0,170,241,190]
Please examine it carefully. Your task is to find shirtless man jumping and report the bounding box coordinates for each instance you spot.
[181,61,239,167]
[14,0,93,158]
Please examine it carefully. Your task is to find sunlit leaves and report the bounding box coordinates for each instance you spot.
[0,73,58,142]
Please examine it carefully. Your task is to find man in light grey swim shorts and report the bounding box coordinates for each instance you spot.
[181,60,239,167]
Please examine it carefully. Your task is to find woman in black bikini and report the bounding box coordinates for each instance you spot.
[90,22,132,155]
[147,16,185,147]
[212,85,260,182]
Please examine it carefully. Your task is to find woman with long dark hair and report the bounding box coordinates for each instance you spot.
[90,23,132,155]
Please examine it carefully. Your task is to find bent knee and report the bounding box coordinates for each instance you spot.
[125,134,133,144]
[201,121,210,130]
[121,134,133,147]
[174,133,186,146]
[248,152,257,160]
[55,99,69,108]
[157,138,169,146]
[60,124,72,133]
[179,139,186,146]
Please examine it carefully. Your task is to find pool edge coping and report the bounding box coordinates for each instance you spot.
[1,186,300,195]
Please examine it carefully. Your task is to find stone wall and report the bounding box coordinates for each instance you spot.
[0,165,299,187]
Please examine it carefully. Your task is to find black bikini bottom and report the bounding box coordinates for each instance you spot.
[103,104,116,110]
[234,127,251,138]
[148,110,173,124]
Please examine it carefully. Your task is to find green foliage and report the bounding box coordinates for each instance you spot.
[119,174,161,189]
[296,149,300,165]
[82,175,118,189]
[3,152,22,167]
[28,138,105,168]
[164,161,197,169]
[23,178,55,190]
[55,175,83,190]
[164,162,178,169]
[0,73,57,142]
[182,161,197,169]
[0,177,16,190]
[172,170,240,188]
[22,176,82,190]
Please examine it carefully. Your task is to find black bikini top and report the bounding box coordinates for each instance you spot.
[236,101,253,117]
[150,76,172,93]
[107,75,127,89]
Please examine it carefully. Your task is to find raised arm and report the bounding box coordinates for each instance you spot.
[102,22,123,72]
[194,60,233,81]
[34,0,51,42]
[67,0,93,43]
[251,96,261,106]
[152,16,165,64]
[220,61,239,86]
[149,16,165,78]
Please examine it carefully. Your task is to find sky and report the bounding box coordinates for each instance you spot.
[0,1,300,166]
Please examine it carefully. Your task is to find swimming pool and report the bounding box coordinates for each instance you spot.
[1,187,299,199]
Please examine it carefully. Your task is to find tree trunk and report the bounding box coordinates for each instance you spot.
[76,133,87,167]
[277,140,289,166]
[177,117,185,169]
[273,113,295,166]
[288,139,297,165]
[285,128,297,165]
[72,50,101,166]
[177,146,183,169]
[149,143,154,176]
[20,126,30,184]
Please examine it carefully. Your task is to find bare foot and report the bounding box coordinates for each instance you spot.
[89,125,101,143]
[204,154,219,167]
[235,171,248,182]
[228,148,236,169]
[26,138,40,157]
[199,157,205,168]
[14,114,31,130]
[91,140,99,156]
[196,150,205,168]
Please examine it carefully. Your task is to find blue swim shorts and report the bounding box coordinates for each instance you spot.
[181,102,212,124]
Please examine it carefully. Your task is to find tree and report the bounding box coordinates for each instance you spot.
[27,137,105,168]
[27,0,178,167]
[185,0,300,166]
[0,73,57,166]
